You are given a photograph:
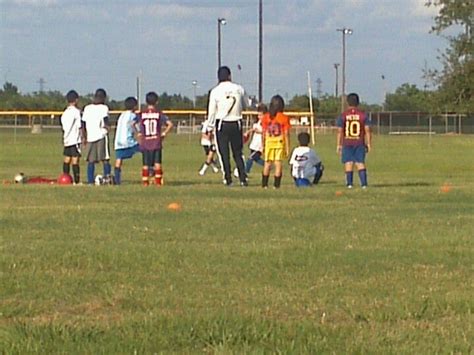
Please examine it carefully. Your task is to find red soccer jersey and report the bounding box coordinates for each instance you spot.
[138,108,169,151]
[337,108,371,146]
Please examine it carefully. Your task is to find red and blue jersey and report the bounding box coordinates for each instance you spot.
[138,108,169,151]
[336,108,371,146]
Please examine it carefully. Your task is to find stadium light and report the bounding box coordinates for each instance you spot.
[217,18,227,68]
[336,27,353,112]
[192,80,198,108]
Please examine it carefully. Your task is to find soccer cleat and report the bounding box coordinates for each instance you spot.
[361,185,367,189]
[347,185,353,189]
[240,180,248,187]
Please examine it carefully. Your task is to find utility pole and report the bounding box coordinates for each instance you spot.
[334,63,340,97]
[37,77,46,93]
[316,78,322,99]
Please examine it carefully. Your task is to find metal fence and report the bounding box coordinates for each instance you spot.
[0,110,473,136]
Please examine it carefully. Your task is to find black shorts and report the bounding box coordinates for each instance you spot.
[142,149,162,166]
[63,144,81,157]
[203,145,216,155]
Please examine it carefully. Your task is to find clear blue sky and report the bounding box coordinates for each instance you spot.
[0,0,446,104]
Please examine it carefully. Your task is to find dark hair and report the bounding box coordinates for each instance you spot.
[346,93,360,107]
[269,95,285,118]
[94,88,107,104]
[124,96,138,110]
[146,91,159,106]
[217,66,231,82]
[66,90,79,103]
[298,132,310,146]
[257,103,268,113]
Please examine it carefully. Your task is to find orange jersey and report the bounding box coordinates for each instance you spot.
[261,112,291,142]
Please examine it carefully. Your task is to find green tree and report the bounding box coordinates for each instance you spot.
[385,83,435,111]
[426,0,474,112]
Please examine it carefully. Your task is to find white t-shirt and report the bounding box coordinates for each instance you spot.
[81,103,109,143]
[114,110,138,150]
[207,81,246,127]
[200,119,213,146]
[289,146,322,180]
[61,105,82,147]
[248,121,263,152]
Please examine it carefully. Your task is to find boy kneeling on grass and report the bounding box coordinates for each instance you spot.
[289,132,324,187]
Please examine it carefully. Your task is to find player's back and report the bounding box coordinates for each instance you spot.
[115,111,138,150]
[290,146,320,179]
[209,81,246,122]
[61,106,82,146]
[139,108,167,151]
[338,108,370,146]
[82,103,109,142]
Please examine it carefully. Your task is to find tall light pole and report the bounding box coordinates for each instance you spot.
[337,27,353,112]
[217,18,227,69]
[192,80,198,108]
[334,63,340,97]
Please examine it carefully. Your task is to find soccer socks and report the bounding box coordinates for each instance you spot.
[262,174,269,188]
[359,169,368,187]
[114,167,121,185]
[63,162,70,174]
[155,168,163,186]
[274,175,282,189]
[87,163,95,184]
[103,162,112,177]
[141,167,149,186]
[72,164,80,184]
[199,163,209,175]
[345,171,354,187]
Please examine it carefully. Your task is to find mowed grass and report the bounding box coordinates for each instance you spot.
[0,129,473,353]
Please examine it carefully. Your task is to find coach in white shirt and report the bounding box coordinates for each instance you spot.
[207,66,247,186]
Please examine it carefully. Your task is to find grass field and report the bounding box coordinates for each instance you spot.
[0,128,473,353]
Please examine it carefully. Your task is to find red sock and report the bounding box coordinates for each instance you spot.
[155,168,163,186]
[142,167,149,186]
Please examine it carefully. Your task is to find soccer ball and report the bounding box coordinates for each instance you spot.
[57,173,73,185]
[94,174,104,185]
[14,173,25,184]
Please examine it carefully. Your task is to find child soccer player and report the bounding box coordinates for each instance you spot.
[81,88,112,185]
[114,96,140,185]
[244,103,266,174]
[336,93,372,188]
[289,132,324,187]
[261,95,291,189]
[60,90,82,184]
[137,91,173,186]
[198,118,220,175]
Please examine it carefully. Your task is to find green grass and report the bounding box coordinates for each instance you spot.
[0,129,473,353]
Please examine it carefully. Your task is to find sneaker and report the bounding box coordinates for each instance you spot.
[199,170,205,176]
[361,185,367,189]
[240,180,248,187]
[212,166,220,173]
[347,185,353,189]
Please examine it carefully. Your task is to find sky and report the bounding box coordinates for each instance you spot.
[0,0,447,104]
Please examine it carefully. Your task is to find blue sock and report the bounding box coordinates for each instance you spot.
[359,169,368,187]
[346,171,353,186]
[114,167,121,185]
[87,163,95,184]
[245,159,253,173]
[103,162,111,176]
